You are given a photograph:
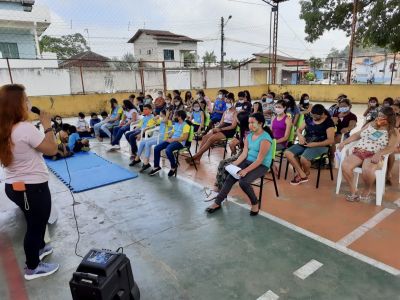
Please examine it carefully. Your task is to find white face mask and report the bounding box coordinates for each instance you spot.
[266,97,273,104]
[226,103,232,109]
[275,107,284,115]
[239,99,245,103]
[193,106,200,111]
[303,99,309,104]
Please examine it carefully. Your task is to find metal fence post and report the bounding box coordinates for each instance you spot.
[6,58,13,84]
[238,62,241,87]
[203,61,207,89]
[329,57,333,85]
[79,65,85,94]
[390,53,397,85]
[139,61,145,94]
[162,61,167,93]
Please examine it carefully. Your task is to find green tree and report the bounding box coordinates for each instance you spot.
[202,51,217,66]
[225,59,239,68]
[300,0,400,52]
[39,33,90,59]
[308,57,323,72]
[305,72,316,81]
[183,52,198,67]
[112,53,137,70]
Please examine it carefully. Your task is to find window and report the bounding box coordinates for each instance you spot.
[0,43,19,59]
[164,49,174,61]
[147,49,152,55]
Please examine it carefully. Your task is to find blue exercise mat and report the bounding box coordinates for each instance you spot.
[45,152,138,193]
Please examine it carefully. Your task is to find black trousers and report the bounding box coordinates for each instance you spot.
[5,182,51,269]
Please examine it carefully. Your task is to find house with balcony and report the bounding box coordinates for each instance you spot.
[128,29,201,68]
[0,0,58,69]
[353,53,400,84]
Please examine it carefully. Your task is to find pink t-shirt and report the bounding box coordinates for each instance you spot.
[5,122,49,184]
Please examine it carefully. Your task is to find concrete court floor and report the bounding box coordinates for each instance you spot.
[1,143,400,300]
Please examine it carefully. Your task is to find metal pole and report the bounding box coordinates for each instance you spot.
[162,61,167,94]
[329,57,333,85]
[203,61,207,89]
[139,61,145,94]
[79,65,85,94]
[268,8,272,84]
[189,68,192,90]
[221,16,225,88]
[346,0,358,84]
[238,62,241,86]
[272,4,279,84]
[6,58,13,84]
[296,61,299,84]
[390,53,396,85]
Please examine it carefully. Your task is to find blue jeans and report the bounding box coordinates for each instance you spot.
[153,141,184,169]
[125,129,142,154]
[111,125,130,145]
[137,136,158,159]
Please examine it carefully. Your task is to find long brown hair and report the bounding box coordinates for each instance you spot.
[0,84,29,167]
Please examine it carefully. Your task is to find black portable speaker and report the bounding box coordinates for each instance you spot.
[69,249,140,300]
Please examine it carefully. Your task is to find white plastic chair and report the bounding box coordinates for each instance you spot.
[336,141,389,206]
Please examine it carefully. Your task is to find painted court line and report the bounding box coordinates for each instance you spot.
[99,145,400,276]
[231,199,400,276]
[257,290,279,300]
[337,208,395,247]
[293,259,323,280]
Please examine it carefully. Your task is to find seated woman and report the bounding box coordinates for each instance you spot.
[129,110,172,172]
[205,112,274,216]
[385,101,400,185]
[189,94,238,164]
[338,107,398,201]
[363,97,380,124]
[109,100,138,150]
[204,111,250,201]
[285,104,335,185]
[284,94,300,125]
[189,101,205,133]
[332,98,357,143]
[271,100,291,151]
[299,93,311,113]
[149,110,190,177]
[251,101,263,114]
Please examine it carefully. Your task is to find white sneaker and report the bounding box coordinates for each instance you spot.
[24,262,59,280]
[107,145,120,151]
[204,190,219,202]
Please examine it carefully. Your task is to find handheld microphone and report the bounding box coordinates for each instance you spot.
[31,106,41,115]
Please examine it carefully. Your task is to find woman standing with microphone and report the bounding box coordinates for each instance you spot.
[0,84,59,280]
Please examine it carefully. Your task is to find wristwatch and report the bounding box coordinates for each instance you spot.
[44,128,53,134]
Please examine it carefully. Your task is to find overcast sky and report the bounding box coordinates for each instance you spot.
[37,0,350,60]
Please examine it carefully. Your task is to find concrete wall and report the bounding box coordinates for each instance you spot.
[267,84,400,103]
[133,33,158,61]
[0,68,70,96]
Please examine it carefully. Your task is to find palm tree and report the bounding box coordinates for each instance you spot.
[202,51,217,66]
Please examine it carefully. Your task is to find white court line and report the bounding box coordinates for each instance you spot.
[293,259,323,280]
[98,144,400,276]
[337,208,395,247]
[257,290,279,300]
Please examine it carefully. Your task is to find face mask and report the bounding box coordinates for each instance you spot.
[275,108,284,115]
[376,118,388,127]
[175,102,180,106]
[56,119,62,124]
[266,97,273,104]
[239,99,245,103]
[193,107,200,111]
[249,122,260,132]
[217,94,223,99]
[370,102,377,107]
[338,107,350,113]
[196,94,200,99]
[303,99,310,104]
[226,103,232,109]
[384,103,390,107]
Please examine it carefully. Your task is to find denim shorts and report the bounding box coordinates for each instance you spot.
[286,144,328,160]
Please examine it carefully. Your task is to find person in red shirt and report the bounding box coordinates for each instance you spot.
[332,98,357,144]
[154,91,165,115]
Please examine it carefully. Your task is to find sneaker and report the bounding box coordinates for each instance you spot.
[24,262,59,281]
[129,155,136,161]
[140,163,151,172]
[167,169,177,177]
[149,167,162,176]
[39,245,53,261]
[129,159,141,167]
[107,145,120,151]
[204,190,219,202]
[290,175,309,185]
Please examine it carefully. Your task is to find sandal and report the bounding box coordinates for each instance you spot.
[346,194,360,202]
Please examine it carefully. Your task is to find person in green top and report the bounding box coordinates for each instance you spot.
[206,112,274,216]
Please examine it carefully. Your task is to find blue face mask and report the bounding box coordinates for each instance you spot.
[338,107,350,113]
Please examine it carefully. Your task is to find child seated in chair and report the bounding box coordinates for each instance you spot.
[68,126,90,153]
[76,112,92,138]
[129,110,172,171]
[149,110,190,177]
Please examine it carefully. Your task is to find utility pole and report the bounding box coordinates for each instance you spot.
[220,17,224,88]
[346,0,358,84]
[390,53,397,85]
[220,15,232,88]
[382,50,388,83]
